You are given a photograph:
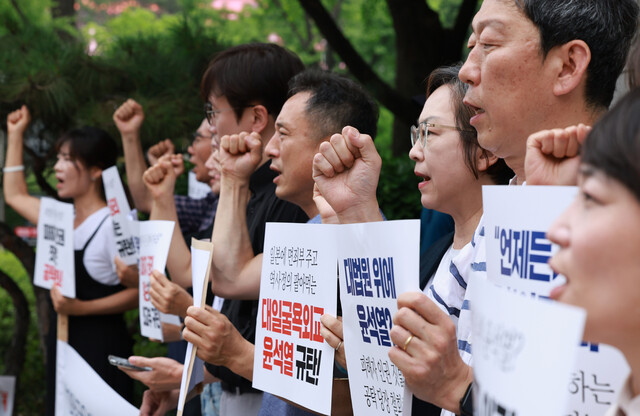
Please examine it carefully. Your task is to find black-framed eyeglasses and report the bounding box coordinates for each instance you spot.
[191,131,212,143]
[204,102,257,125]
[410,121,472,147]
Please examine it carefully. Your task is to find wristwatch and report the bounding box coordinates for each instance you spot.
[459,382,473,416]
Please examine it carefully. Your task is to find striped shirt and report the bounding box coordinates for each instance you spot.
[427,216,487,416]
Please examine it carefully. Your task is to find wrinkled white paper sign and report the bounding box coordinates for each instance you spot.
[138,220,176,340]
[34,197,75,298]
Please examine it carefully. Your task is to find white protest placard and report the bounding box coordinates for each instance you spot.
[337,220,419,416]
[0,376,16,416]
[55,340,138,416]
[483,185,630,415]
[471,278,586,416]
[188,170,211,200]
[138,220,176,340]
[102,166,138,265]
[34,197,75,298]
[177,239,214,415]
[253,223,338,415]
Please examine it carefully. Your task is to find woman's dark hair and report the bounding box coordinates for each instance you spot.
[55,126,118,200]
[582,87,640,202]
[425,64,513,185]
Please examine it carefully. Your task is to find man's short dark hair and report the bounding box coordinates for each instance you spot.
[515,0,638,109]
[200,43,304,120]
[288,69,379,140]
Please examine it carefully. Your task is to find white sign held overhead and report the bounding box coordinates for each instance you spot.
[337,220,419,416]
[138,220,176,341]
[102,166,138,266]
[34,197,75,298]
[253,223,338,415]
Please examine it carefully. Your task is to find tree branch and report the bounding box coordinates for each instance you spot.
[297,0,420,126]
[452,0,479,48]
[22,144,57,198]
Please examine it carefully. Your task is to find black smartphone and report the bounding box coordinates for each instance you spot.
[107,355,152,371]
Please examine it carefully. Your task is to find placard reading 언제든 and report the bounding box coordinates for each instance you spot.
[102,166,138,266]
[337,220,420,416]
[177,239,214,415]
[138,220,176,340]
[471,278,586,416]
[55,340,138,416]
[483,185,630,415]
[0,376,16,416]
[34,197,76,298]
[253,223,338,415]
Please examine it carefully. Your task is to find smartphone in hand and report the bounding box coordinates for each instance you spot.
[108,355,152,371]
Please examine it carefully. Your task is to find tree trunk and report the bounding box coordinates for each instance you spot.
[0,222,50,361]
[0,270,30,378]
[52,0,76,20]
[296,0,480,156]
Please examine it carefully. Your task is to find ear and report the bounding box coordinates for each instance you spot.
[249,104,270,134]
[550,40,591,97]
[476,148,499,173]
[89,166,103,182]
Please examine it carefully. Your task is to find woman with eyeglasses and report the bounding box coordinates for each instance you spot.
[3,106,138,414]
[319,63,513,415]
[546,88,640,415]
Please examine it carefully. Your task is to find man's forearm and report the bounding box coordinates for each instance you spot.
[210,177,256,295]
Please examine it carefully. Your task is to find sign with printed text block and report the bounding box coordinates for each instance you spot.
[338,220,419,416]
[138,220,177,341]
[103,166,138,266]
[34,197,75,298]
[253,222,338,415]
[483,185,630,415]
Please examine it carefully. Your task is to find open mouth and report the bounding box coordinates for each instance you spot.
[548,262,567,300]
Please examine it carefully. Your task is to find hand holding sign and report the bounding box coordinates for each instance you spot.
[115,256,139,288]
[525,124,591,186]
[219,132,263,184]
[320,314,346,369]
[140,389,180,416]
[50,285,82,315]
[183,306,252,373]
[150,270,192,318]
[388,291,472,413]
[312,126,382,224]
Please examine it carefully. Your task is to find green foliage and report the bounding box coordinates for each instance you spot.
[0,1,228,155]
[0,250,45,415]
